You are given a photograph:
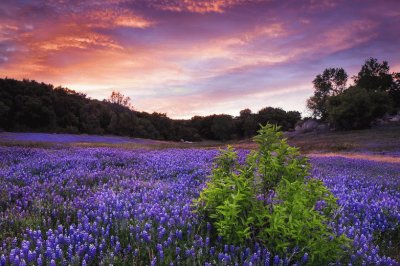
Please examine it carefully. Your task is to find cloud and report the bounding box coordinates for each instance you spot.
[149,0,262,14]
[84,8,154,29]
[1,0,399,118]
[39,34,123,51]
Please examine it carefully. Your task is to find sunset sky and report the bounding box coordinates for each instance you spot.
[1,0,399,118]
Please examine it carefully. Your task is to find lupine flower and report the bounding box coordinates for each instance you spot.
[273,255,280,265]
[0,147,398,265]
[302,252,308,263]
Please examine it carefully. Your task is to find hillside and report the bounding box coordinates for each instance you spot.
[1,126,400,157]
[286,126,400,154]
[0,78,300,142]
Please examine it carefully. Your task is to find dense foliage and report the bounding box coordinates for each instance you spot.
[307,58,400,129]
[196,125,350,264]
[327,87,391,130]
[306,67,348,121]
[0,144,399,265]
[0,78,300,141]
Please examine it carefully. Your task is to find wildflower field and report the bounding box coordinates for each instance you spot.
[0,143,399,265]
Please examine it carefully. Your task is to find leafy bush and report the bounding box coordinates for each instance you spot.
[262,179,349,264]
[327,86,392,129]
[196,124,350,264]
[195,147,257,244]
[248,124,309,192]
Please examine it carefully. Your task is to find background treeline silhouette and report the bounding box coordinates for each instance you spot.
[0,78,300,141]
[307,58,400,129]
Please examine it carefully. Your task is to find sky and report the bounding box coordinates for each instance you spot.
[1,0,399,119]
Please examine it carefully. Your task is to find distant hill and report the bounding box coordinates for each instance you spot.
[0,78,300,141]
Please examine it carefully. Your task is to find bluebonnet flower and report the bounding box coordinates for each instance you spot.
[302,252,308,263]
[185,247,195,258]
[88,244,96,259]
[0,147,399,265]
[210,247,215,256]
[273,255,280,265]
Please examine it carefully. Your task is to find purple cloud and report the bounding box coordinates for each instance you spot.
[0,0,399,118]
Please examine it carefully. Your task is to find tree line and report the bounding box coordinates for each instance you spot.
[0,78,300,141]
[307,58,400,129]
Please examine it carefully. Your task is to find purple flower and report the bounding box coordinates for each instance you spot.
[302,252,309,263]
[273,255,280,265]
[210,247,215,256]
[0,146,399,265]
[150,257,157,266]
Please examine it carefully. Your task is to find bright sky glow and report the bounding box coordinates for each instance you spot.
[1,0,399,118]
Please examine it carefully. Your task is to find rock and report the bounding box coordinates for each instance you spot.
[372,112,400,126]
[303,119,319,132]
[295,119,330,133]
[389,115,400,122]
[295,125,302,132]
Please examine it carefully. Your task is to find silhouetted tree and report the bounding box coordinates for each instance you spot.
[327,87,392,130]
[307,68,348,120]
[108,91,132,109]
[211,115,234,141]
[238,108,257,138]
[285,111,302,130]
[239,108,252,117]
[53,87,86,132]
[391,73,400,109]
[79,101,106,134]
[352,58,400,110]
[0,78,301,140]
[353,58,394,92]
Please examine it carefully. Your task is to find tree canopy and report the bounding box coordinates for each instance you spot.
[353,58,394,92]
[107,91,132,109]
[307,58,399,130]
[306,68,348,121]
[0,78,301,141]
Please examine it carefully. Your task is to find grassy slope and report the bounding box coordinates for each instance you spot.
[1,126,399,154]
[285,126,400,153]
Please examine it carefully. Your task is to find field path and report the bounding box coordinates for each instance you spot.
[308,152,400,163]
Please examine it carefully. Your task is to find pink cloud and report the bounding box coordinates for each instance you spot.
[150,0,262,14]
[83,8,154,29]
[1,0,399,119]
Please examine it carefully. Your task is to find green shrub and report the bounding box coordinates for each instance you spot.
[261,179,349,264]
[248,124,309,192]
[195,147,256,244]
[327,87,392,130]
[195,124,350,264]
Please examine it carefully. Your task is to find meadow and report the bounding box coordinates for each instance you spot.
[0,139,399,265]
